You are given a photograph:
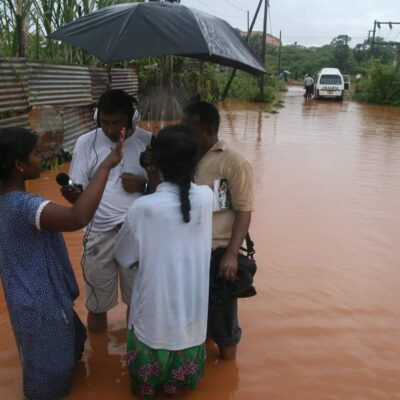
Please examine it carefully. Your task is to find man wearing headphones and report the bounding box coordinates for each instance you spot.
[61,89,152,333]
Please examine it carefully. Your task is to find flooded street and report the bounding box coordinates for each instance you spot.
[1,86,400,399]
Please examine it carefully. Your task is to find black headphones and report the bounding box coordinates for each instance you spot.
[94,95,140,130]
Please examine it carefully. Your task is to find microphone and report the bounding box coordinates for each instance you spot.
[56,173,83,191]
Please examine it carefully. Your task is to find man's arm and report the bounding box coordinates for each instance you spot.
[219,211,251,281]
[219,156,254,281]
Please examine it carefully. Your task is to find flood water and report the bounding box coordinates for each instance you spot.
[1,86,400,399]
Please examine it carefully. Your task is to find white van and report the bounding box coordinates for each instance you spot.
[314,68,350,101]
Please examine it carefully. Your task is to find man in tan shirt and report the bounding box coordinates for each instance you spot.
[183,101,254,360]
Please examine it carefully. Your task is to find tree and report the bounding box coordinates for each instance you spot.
[353,37,395,65]
[0,0,145,61]
[331,34,352,73]
[331,35,351,46]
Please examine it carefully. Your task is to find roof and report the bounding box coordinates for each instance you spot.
[319,68,342,75]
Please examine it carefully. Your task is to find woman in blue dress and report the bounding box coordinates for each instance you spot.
[0,127,125,400]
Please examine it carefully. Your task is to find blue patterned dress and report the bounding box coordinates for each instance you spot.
[0,191,87,400]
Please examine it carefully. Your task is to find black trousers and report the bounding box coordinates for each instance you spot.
[207,248,242,347]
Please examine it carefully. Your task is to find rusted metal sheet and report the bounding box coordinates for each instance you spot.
[90,68,110,102]
[0,58,29,115]
[0,59,140,156]
[110,67,139,97]
[61,106,96,153]
[27,63,93,107]
[29,106,64,158]
[0,112,30,129]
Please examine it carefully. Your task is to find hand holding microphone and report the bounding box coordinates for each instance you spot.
[59,127,126,204]
[57,173,83,204]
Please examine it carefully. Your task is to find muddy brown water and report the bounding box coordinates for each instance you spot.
[1,87,400,399]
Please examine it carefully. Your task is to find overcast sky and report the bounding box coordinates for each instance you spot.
[181,0,400,47]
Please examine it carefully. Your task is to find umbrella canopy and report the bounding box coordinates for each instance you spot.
[51,2,266,76]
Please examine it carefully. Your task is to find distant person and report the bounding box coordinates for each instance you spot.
[283,70,290,82]
[183,102,255,361]
[304,74,314,99]
[115,125,213,397]
[61,89,152,333]
[0,127,124,400]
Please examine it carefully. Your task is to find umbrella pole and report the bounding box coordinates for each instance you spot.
[221,0,264,100]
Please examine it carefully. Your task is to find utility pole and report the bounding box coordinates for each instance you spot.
[277,30,282,73]
[372,20,377,48]
[260,0,269,98]
[367,30,374,43]
[369,21,400,71]
[247,10,250,33]
[222,0,264,100]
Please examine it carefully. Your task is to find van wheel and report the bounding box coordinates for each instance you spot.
[339,95,344,101]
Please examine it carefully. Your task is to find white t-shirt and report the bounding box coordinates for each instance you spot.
[304,76,314,86]
[115,182,213,350]
[69,127,151,232]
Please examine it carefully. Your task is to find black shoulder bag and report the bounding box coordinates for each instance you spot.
[209,233,257,306]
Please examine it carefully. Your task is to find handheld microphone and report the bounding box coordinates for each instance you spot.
[56,173,83,191]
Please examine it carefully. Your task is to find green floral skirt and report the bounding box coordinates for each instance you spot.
[127,330,206,399]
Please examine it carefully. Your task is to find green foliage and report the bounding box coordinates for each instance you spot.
[137,56,219,103]
[353,37,395,65]
[356,60,400,105]
[260,36,395,79]
[0,0,145,63]
[217,70,282,103]
[265,43,337,78]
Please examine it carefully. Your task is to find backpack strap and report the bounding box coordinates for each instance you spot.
[240,233,255,258]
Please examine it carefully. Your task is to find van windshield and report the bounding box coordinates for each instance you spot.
[320,75,342,85]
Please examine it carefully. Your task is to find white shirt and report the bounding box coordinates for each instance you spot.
[115,182,213,350]
[304,76,314,86]
[69,127,151,232]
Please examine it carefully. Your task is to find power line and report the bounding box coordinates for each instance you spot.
[283,35,366,39]
[268,2,273,37]
[195,0,243,18]
[371,20,400,46]
[222,0,247,13]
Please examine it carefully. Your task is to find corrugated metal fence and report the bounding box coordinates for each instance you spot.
[0,59,139,155]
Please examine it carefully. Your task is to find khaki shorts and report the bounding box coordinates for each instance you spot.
[82,227,136,313]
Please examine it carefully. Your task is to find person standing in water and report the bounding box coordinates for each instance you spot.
[0,126,124,400]
[115,125,213,398]
[61,89,152,333]
[183,102,255,361]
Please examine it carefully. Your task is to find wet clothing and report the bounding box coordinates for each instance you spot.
[304,76,314,98]
[194,140,254,348]
[207,248,242,347]
[127,331,205,399]
[194,140,255,249]
[83,226,136,312]
[70,127,151,312]
[115,182,213,350]
[70,127,151,233]
[115,182,212,396]
[0,192,86,400]
[304,76,314,87]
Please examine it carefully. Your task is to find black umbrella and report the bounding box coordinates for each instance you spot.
[51,2,266,76]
